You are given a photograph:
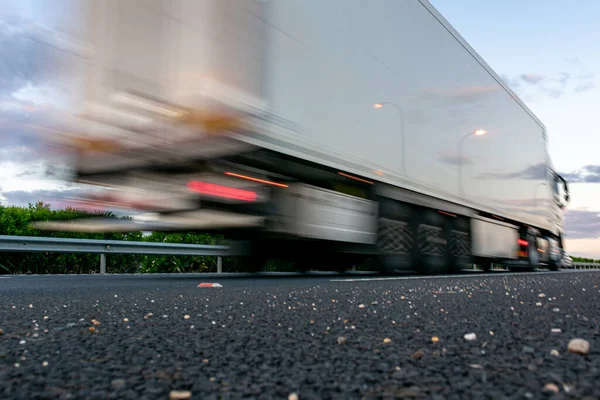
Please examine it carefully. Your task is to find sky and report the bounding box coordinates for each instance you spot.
[0,0,599,257]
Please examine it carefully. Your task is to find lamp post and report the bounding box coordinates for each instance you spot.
[373,102,406,176]
[458,129,487,197]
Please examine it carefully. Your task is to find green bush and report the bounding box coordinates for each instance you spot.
[0,202,229,274]
[0,201,145,274]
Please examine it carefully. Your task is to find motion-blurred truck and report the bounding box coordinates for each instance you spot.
[36,0,570,273]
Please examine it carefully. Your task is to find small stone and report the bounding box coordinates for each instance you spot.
[489,331,494,336]
[371,301,379,306]
[43,316,49,320]
[469,364,483,369]
[91,319,100,325]
[536,302,542,306]
[0,328,3,335]
[383,338,392,344]
[123,318,129,322]
[411,349,425,359]
[111,379,126,389]
[431,336,439,343]
[567,338,590,355]
[464,333,477,341]
[551,328,562,333]
[309,320,315,324]
[288,393,299,400]
[522,346,535,354]
[358,304,366,309]
[202,359,209,364]
[19,340,26,345]
[543,383,559,394]
[538,293,546,298]
[89,327,95,333]
[553,308,560,312]
[550,349,560,357]
[169,390,192,400]
[29,304,33,308]
[337,336,347,345]
[42,361,49,367]
[184,315,191,320]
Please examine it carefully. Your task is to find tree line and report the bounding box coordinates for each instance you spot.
[0,201,248,274]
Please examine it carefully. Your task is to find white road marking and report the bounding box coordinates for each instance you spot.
[330,269,599,282]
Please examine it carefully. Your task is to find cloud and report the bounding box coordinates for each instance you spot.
[520,73,545,84]
[556,72,570,85]
[0,188,89,208]
[476,163,547,181]
[563,209,600,239]
[560,165,600,183]
[437,151,475,166]
[501,60,596,99]
[0,16,60,97]
[574,81,595,93]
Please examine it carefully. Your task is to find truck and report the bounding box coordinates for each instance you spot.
[35,0,570,273]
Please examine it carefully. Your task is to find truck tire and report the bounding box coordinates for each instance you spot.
[526,228,541,270]
[448,216,472,273]
[236,240,268,273]
[510,227,540,272]
[415,210,450,275]
[375,199,417,273]
[547,237,563,271]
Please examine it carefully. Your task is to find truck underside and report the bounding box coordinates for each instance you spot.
[35,133,567,274]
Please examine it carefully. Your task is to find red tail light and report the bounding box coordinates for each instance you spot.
[187,180,257,201]
[517,239,528,247]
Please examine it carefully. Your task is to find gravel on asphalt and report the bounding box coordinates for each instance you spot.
[1,271,599,399]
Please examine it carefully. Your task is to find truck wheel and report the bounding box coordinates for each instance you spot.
[240,254,267,273]
[525,228,541,270]
[481,262,492,272]
[448,216,472,273]
[415,210,450,275]
[511,228,540,272]
[547,237,563,271]
[375,199,416,273]
[237,240,268,273]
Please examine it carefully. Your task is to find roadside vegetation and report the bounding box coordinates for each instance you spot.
[0,201,250,274]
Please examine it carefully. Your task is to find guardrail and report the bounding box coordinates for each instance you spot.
[570,262,600,269]
[0,235,232,274]
[1,235,598,274]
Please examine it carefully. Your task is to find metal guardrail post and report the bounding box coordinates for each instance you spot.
[217,256,222,274]
[100,254,106,274]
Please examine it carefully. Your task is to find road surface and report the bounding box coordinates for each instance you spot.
[1,270,599,399]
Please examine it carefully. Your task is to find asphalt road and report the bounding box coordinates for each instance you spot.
[1,270,600,399]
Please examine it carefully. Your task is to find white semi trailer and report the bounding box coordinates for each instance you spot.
[36,0,570,273]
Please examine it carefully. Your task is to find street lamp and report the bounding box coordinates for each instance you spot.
[373,102,406,176]
[458,129,488,197]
